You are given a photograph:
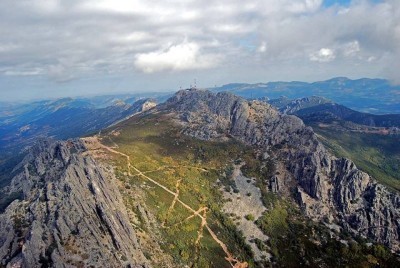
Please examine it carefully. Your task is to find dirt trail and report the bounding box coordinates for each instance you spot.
[92,139,134,176]
[168,179,181,213]
[195,208,208,245]
[205,224,248,268]
[83,137,248,268]
[162,179,182,227]
[136,165,209,175]
[166,207,207,229]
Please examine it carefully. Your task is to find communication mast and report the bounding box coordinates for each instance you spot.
[189,79,197,90]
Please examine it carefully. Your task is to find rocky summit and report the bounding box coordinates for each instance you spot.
[164,89,400,251]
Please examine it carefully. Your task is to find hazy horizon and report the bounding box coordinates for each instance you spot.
[0,76,391,103]
[1,0,399,101]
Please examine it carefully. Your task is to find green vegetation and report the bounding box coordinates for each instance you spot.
[98,112,399,267]
[101,113,255,267]
[245,214,255,221]
[256,201,289,257]
[314,126,400,191]
[254,198,399,267]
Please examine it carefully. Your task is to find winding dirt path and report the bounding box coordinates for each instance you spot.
[83,137,248,268]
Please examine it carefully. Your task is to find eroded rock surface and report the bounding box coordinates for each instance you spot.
[222,165,270,261]
[0,139,148,268]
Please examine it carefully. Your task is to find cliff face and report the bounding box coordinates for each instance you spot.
[164,89,400,252]
[0,139,147,268]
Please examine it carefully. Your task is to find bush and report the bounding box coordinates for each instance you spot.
[254,238,267,251]
[245,214,255,221]
[373,244,390,260]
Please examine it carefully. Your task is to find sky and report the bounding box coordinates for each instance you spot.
[0,0,399,101]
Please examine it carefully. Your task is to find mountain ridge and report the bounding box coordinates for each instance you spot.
[163,89,400,251]
[266,95,400,128]
[211,77,400,114]
[0,88,399,267]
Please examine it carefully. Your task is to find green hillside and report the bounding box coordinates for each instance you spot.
[84,112,399,267]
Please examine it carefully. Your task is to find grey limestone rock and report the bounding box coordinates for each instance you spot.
[0,139,148,268]
[164,89,400,252]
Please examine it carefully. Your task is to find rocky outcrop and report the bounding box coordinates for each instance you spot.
[164,89,400,252]
[0,139,148,267]
[331,158,400,250]
[127,98,157,114]
[275,96,332,114]
[108,99,157,128]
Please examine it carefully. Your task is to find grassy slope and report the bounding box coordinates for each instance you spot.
[102,113,255,267]
[313,126,400,192]
[99,112,399,267]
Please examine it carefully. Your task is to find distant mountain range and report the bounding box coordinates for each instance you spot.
[212,77,400,114]
[1,77,399,160]
[268,96,400,128]
[0,97,157,159]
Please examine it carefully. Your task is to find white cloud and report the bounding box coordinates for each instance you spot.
[134,42,218,73]
[3,69,44,76]
[82,0,146,14]
[287,0,322,13]
[343,41,360,57]
[0,0,400,98]
[310,48,336,62]
[258,42,268,53]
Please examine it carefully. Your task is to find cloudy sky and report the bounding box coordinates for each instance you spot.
[0,0,399,101]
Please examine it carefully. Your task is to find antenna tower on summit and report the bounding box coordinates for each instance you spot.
[189,79,197,90]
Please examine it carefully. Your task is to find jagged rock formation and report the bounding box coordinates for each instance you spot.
[163,89,400,252]
[108,99,157,128]
[0,139,148,268]
[138,99,157,112]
